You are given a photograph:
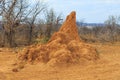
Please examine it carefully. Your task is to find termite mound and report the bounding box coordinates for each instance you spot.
[18,11,98,66]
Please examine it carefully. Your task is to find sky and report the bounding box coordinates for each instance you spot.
[44,0,120,23]
[1,0,120,23]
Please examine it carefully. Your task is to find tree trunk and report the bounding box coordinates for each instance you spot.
[3,29,16,47]
[29,25,33,44]
[45,24,52,38]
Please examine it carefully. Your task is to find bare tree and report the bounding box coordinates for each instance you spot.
[44,9,62,38]
[0,0,47,47]
[0,0,30,47]
[25,1,46,44]
[104,15,120,42]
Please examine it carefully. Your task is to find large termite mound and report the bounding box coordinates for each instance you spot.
[18,11,98,66]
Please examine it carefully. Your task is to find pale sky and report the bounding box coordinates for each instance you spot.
[45,0,120,23]
[1,0,120,23]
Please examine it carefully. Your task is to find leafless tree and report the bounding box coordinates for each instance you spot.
[0,0,30,47]
[0,0,46,47]
[104,15,120,42]
[24,1,46,44]
[44,9,63,37]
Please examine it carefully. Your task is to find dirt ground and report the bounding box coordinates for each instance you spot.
[0,43,120,80]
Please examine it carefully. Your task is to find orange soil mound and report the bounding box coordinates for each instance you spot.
[18,11,98,66]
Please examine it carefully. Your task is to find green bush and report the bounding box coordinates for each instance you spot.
[33,37,50,44]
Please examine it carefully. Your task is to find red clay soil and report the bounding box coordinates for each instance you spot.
[18,11,98,66]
